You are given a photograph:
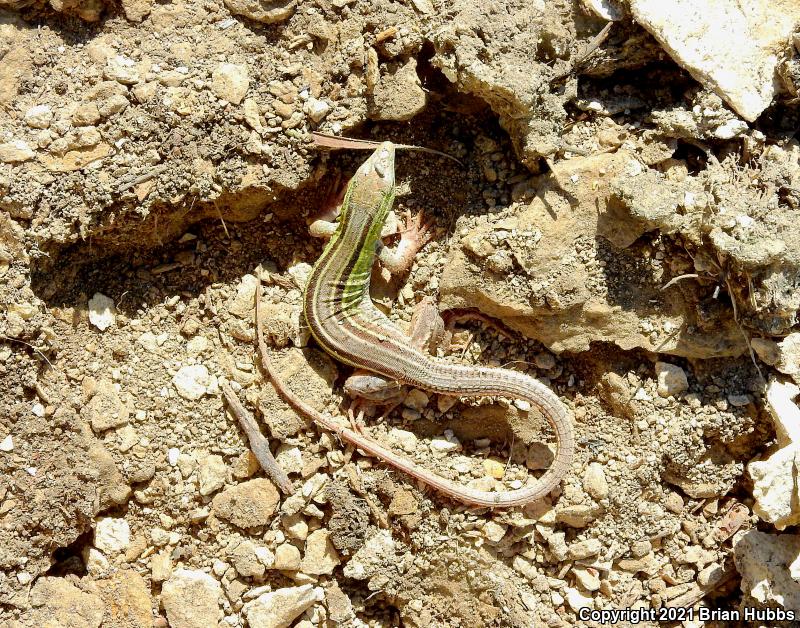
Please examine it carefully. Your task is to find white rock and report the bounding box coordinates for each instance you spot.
[211,63,249,105]
[0,140,35,163]
[162,569,223,628]
[343,530,396,580]
[287,262,312,290]
[88,293,116,331]
[94,517,131,554]
[105,55,140,85]
[734,529,800,609]
[389,428,418,453]
[583,462,609,500]
[186,335,209,356]
[274,445,302,470]
[582,0,625,21]
[0,435,13,452]
[83,546,109,575]
[168,447,180,466]
[655,361,688,397]
[749,380,800,528]
[243,585,324,628]
[24,104,54,129]
[430,435,461,453]
[714,118,749,139]
[303,97,331,123]
[198,453,227,496]
[173,365,210,400]
[565,585,593,612]
[629,0,800,121]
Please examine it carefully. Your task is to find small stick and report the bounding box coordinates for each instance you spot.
[116,164,168,193]
[221,381,293,494]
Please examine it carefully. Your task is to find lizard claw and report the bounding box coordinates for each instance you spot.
[400,210,433,250]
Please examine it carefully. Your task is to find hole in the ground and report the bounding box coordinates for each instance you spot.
[46,529,93,577]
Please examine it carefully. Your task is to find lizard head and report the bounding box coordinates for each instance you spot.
[356,141,395,192]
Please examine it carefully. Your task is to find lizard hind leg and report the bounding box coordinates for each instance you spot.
[344,371,406,428]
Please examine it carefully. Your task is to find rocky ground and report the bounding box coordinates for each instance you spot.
[1,0,800,626]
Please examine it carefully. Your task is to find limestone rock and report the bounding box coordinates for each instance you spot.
[273,542,302,570]
[24,104,53,129]
[198,453,227,496]
[26,577,104,627]
[243,584,324,628]
[752,333,800,385]
[630,0,800,121]
[749,380,800,529]
[49,0,105,21]
[301,529,340,576]
[88,292,116,331]
[211,63,250,105]
[734,529,800,609]
[104,55,141,85]
[94,569,152,627]
[84,379,130,433]
[223,0,296,24]
[94,516,131,554]
[120,0,152,21]
[161,569,223,628]
[173,365,211,400]
[0,139,35,163]
[655,362,689,397]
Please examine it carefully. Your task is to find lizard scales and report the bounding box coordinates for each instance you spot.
[303,141,575,507]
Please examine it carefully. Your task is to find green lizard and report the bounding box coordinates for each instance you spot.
[264,141,575,507]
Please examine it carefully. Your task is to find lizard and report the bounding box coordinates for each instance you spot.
[260,140,575,507]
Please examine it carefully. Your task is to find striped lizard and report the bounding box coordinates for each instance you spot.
[259,141,575,507]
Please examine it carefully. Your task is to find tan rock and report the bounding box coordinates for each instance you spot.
[26,577,104,627]
[369,58,426,122]
[161,569,223,628]
[94,569,152,627]
[211,478,280,528]
[301,529,340,576]
[211,63,249,105]
[72,102,101,126]
[120,0,153,21]
[243,584,324,628]
[583,462,609,499]
[223,0,296,24]
[198,453,227,496]
[273,542,302,570]
[84,378,130,433]
[151,551,172,582]
[0,139,35,163]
